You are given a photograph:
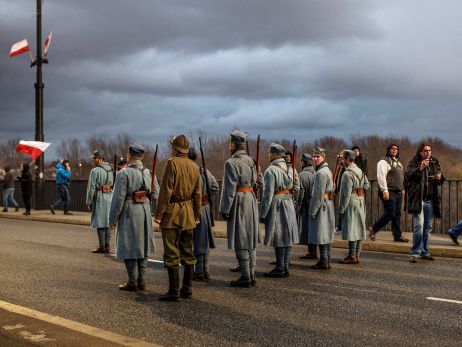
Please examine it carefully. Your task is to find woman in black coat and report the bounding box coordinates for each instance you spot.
[18,163,33,215]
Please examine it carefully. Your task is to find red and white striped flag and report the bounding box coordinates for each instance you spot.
[9,39,30,57]
[44,32,53,57]
[16,141,51,160]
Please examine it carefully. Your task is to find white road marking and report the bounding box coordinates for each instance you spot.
[108,254,165,264]
[2,324,25,330]
[19,330,56,343]
[0,300,161,347]
[427,297,462,305]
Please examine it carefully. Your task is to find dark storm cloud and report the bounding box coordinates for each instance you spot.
[1,0,462,155]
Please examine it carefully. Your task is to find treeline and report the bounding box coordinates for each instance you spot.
[1,132,462,180]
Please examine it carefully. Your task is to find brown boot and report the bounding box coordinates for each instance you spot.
[105,244,111,253]
[311,261,329,270]
[192,272,204,281]
[92,246,106,254]
[203,271,210,280]
[137,278,145,290]
[355,256,360,264]
[340,256,357,264]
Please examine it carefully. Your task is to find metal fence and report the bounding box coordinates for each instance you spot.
[2,179,460,234]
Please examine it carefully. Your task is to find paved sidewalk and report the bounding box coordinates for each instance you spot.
[1,209,461,258]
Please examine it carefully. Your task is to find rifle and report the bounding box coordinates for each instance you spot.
[292,140,297,189]
[364,153,369,177]
[246,139,250,155]
[150,145,158,213]
[113,154,117,177]
[332,152,343,196]
[199,137,214,227]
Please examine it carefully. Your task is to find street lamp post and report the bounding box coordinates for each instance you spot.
[34,0,45,209]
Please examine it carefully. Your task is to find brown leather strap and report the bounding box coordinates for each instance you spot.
[351,188,365,196]
[169,196,192,203]
[323,193,332,199]
[201,194,209,206]
[275,189,291,195]
[236,186,253,193]
[125,195,134,201]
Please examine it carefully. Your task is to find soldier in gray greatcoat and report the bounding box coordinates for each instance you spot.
[219,130,260,288]
[260,143,298,278]
[297,153,317,259]
[337,150,370,264]
[86,150,114,254]
[308,147,336,270]
[109,144,155,291]
[188,148,219,281]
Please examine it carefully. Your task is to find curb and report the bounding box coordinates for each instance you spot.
[1,214,461,258]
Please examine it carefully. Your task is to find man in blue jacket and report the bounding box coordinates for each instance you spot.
[50,159,72,215]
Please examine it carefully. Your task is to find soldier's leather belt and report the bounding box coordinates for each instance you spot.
[323,192,333,199]
[125,191,147,203]
[201,194,209,206]
[169,196,192,203]
[96,185,112,193]
[275,189,291,195]
[351,188,365,196]
[236,186,253,193]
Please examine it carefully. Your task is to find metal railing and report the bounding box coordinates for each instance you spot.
[2,179,460,234]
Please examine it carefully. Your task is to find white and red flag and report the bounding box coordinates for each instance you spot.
[9,39,30,57]
[44,32,53,57]
[16,141,51,160]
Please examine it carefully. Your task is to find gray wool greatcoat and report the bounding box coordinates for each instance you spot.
[308,161,336,245]
[109,162,156,260]
[259,158,299,247]
[337,163,370,242]
[297,165,316,245]
[85,162,114,229]
[194,167,219,255]
[219,149,260,250]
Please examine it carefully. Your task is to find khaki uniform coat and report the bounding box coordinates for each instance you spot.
[155,153,202,230]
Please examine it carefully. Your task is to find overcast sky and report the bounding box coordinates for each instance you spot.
[1,0,461,158]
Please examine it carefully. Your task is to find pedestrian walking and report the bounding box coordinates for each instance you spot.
[405,143,445,263]
[155,135,202,301]
[297,153,317,259]
[86,150,114,254]
[109,144,155,291]
[50,159,72,215]
[337,150,369,264]
[2,166,19,212]
[369,144,408,242]
[219,130,260,288]
[188,148,219,281]
[308,147,335,270]
[260,143,298,278]
[18,163,32,215]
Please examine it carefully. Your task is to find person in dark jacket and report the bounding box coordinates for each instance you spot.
[17,163,33,215]
[405,143,444,262]
[2,166,19,212]
[351,146,367,174]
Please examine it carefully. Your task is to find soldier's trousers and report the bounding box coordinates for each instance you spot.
[195,250,209,273]
[97,227,111,247]
[124,258,148,283]
[235,249,256,280]
[162,228,196,268]
[275,246,292,272]
[319,244,332,264]
[348,241,362,257]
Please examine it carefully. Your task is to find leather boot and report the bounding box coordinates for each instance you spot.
[311,261,329,270]
[159,267,180,302]
[105,244,111,253]
[263,268,285,278]
[118,281,137,291]
[192,272,204,281]
[137,278,145,290]
[230,276,251,288]
[340,255,357,264]
[355,256,360,264]
[92,246,106,254]
[180,265,193,299]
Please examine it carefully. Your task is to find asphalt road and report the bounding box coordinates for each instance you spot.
[0,218,461,346]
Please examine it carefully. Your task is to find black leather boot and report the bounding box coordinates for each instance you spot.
[230,276,251,288]
[180,265,193,299]
[159,267,180,302]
